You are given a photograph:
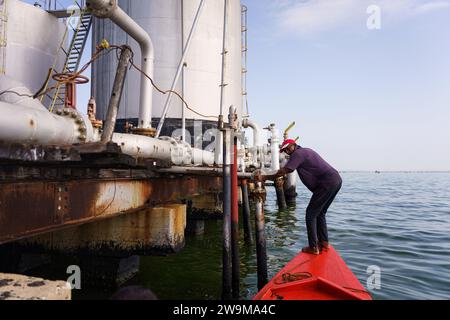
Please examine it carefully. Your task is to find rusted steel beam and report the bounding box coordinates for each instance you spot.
[0,175,221,245]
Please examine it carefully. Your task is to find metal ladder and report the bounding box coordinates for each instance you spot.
[0,0,8,75]
[241,5,249,118]
[49,9,92,110]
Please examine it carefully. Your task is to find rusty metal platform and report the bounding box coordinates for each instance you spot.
[0,163,222,245]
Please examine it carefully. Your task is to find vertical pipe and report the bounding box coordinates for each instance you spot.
[87,0,156,131]
[215,116,224,165]
[284,172,298,206]
[219,0,228,116]
[231,135,240,299]
[181,0,186,143]
[270,125,287,210]
[101,46,132,143]
[241,179,253,244]
[181,64,186,143]
[155,0,206,137]
[255,182,268,290]
[222,129,232,300]
[275,178,288,210]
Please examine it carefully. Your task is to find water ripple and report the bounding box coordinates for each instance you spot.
[133,172,450,300]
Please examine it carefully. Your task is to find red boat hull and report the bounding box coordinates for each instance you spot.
[253,245,372,300]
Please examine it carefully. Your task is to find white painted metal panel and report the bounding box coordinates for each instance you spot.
[92,0,242,122]
[4,0,66,102]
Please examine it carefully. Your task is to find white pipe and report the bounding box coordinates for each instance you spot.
[158,166,253,178]
[242,118,261,147]
[269,124,281,171]
[155,0,206,137]
[281,157,297,194]
[181,64,186,143]
[112,133,214,166]
[0,101,91,145]
[214,127,223,165]
[113,133,172,161]
[87,0,154,129]
[242,118,261,168]
[219,0,229,116]
[0,77,93,145]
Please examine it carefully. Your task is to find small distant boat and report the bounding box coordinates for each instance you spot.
[253,245,373,300]
[375,171,381,174]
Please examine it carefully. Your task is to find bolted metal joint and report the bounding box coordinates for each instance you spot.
[228,106,238,130]
[251,182,266,203]
[131,127,157,138]
[275,176,285,188]
[54,108,90,143]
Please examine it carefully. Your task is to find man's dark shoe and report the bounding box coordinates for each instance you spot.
[319,241,330,251]
[302,246,320,255]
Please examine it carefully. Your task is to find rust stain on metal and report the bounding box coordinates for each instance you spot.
[0,175,221,245]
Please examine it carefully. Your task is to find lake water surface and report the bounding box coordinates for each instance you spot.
[132,172,450,300]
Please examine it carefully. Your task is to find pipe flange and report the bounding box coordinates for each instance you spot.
[90,119,103,129]
[86,0,117,19]
[53,107,89,142]
[132,127,156,137]
[251,183,267,202]
[275,176,285,188]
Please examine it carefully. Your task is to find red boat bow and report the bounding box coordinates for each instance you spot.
[253,245,373,300]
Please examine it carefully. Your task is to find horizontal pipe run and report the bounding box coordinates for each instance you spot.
[0,101,89,146]
[156,166,252,178]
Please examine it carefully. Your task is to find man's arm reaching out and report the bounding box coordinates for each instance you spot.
[255,167,294,181]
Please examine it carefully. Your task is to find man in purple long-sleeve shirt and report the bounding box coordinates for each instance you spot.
[256,139,342,255]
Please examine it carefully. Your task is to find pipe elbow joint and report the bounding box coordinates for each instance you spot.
[86,0,117,19]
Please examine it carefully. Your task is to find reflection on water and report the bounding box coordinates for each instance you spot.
[125,172,450,300]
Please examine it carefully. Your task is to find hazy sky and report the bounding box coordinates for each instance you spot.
[24,0,450,171]
[244,0,450,171]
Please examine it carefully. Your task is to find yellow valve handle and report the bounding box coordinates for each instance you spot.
[98,39,110,50]
[284,121,296,135]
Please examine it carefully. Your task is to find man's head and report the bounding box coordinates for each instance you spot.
[280,139,297,155]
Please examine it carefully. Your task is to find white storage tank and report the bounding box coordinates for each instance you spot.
[0,0,66,102]
[91,0,243,134]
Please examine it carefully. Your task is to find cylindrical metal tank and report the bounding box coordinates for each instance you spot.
[1,0,66,100]
[92,0,243,130]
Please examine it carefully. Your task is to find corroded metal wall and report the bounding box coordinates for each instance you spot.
[0,166,222,244]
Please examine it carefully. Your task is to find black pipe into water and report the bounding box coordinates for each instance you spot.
[255,182,268,290]
[231,136,240,299]
[275,177,288,210]
[222,129,232,300]
[241,179,253,245]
